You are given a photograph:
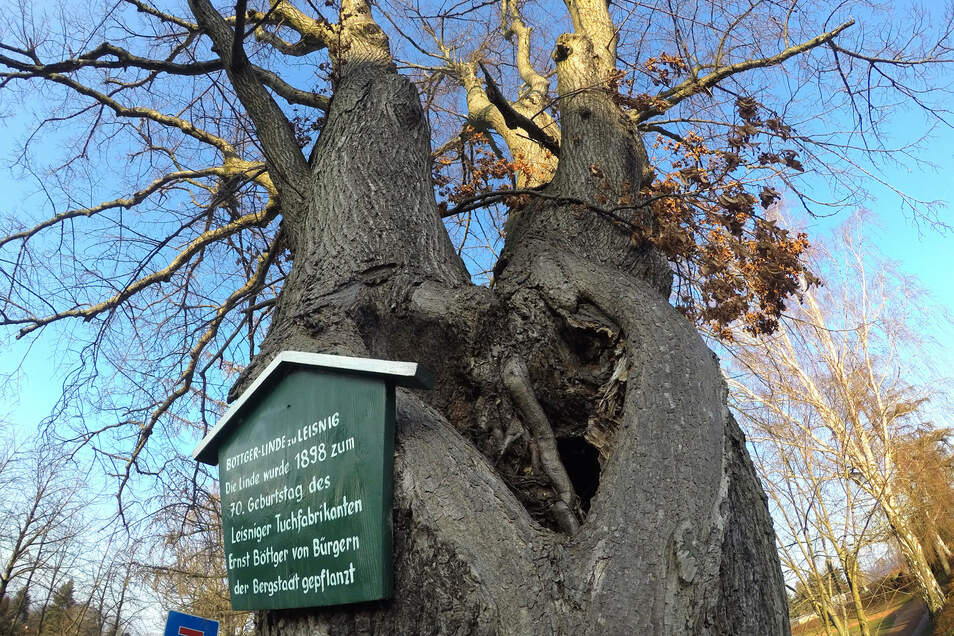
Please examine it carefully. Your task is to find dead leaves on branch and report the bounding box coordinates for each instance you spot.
[435,99,819,339]
[433,129,543,214]
[608,57,689,114]
[605,88,818,337]
[640,53,690,88]
[640,112,817,338]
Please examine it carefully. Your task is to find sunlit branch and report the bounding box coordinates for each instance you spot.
[120,0,198,30]
[254,67,329,110]
[116,231,282,511]
[501,0,550,100]
[478,62,559,155]
[189,0,309,204]
[243,1,337,57]
[630,21,855,124]
[425,2,558,188]
[11,203,279,338]
[563,0,617,73]
[0,62,237,155]
[829,43,954,66]
[0,41,330,112]
[0,167,260,250]
[0,43,219,76]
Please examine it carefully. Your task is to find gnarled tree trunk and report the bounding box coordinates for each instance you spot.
[190,0,790,633]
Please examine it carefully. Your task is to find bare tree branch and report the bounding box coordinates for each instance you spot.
[188,0,309,205]
[631,21,855,124]
[10,203,278,338]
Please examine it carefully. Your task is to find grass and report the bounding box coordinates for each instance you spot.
[791,593,917,636]
[852,610,896,634]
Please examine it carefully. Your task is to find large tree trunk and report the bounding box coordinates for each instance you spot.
[195,1,790,632]
[251,70,786,636]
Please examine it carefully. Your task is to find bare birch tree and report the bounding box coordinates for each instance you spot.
[749,393,884,635]
[893,428,954,580]
[729,217,950,616]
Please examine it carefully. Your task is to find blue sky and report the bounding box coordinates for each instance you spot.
[805,122,954,380]
[0,3,949,631]
[0,0,951,454]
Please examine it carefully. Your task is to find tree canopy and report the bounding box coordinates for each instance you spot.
[1,0,950,501]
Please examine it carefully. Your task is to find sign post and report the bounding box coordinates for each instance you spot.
[193,352,431,610]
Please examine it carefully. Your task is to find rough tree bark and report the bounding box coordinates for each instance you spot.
[189,0,790,633]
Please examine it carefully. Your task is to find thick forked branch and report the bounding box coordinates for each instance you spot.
[433,1,558,188]
[245,1,336,57]
[631,20,855,124]
[501,0,549,100]
[255,67,330,110]
[188,0,309,205]
[11,204,278,338]
[479,62,560,156]
[564,0,617,74]
[502,356,581,534]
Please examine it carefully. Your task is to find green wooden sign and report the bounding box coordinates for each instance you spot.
[193,352,430,611]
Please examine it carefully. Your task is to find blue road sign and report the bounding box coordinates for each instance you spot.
[163,610,219,636]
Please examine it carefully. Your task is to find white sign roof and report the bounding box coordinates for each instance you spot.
[192,351,431,465]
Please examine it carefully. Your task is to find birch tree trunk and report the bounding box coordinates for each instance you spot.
[881,494,945,613]
[841,552,871,636]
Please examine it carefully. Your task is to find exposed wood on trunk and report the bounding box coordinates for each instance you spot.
[502,355,580,534]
